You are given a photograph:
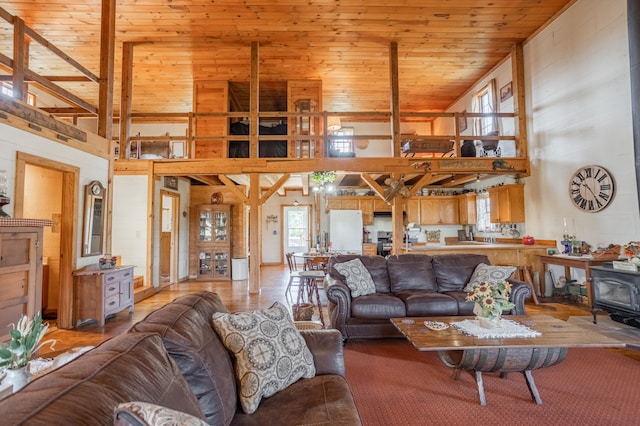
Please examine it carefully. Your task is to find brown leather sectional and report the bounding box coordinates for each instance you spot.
[325,253,532,341]
[0,291,362,425]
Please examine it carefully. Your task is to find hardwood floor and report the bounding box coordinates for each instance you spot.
[40,265,599,357]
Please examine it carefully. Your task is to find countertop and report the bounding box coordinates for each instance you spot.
[401,243,553,252]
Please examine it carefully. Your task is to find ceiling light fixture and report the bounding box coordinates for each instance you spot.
[293,200,299,206]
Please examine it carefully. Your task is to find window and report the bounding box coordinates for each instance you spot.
[473,80,497,136]
[329,128,354,153]
[286,209,308,248]
[1,82,36,106]
[476,192,492,232]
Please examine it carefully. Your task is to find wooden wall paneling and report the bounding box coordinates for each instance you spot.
[193,81,229,158]
[146,167,155,288]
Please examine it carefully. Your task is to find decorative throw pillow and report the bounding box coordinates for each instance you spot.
[333,258,377,297]
[114,401,208,426]
[211,302,316,414]
[464,263,517,291]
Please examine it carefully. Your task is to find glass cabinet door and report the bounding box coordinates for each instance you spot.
[199,210,212,242]
[199,250,213,277]
[214,211,228,242]
[213,251,229,278]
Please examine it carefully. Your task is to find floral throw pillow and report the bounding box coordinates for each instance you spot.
[464,263,517,292]
[211,302,315,414]
[333,258,376,297]
[114,401,208,426]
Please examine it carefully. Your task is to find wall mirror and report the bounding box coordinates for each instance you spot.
[82,180,106,256]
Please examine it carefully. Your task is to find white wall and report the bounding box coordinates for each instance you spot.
[524,0,638,250]
[0,122,108,269]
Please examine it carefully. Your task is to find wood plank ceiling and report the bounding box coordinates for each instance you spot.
[0,0,575,115]
[0,1,575,192]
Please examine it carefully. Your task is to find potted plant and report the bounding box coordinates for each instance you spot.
[0,312,56,391]
[465,280,515,328]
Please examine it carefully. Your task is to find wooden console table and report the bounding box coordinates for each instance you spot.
[537,254,612,306]
[73,264,135,326]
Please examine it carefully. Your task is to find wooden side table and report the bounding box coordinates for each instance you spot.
[537,254,613,306]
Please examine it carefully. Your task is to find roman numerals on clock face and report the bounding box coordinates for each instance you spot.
[568,165,615,212]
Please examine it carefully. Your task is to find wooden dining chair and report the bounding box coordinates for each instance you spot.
[285,252,305,299]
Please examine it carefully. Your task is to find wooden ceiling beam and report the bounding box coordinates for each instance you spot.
[219,174,249,202]
[259,173,290,204]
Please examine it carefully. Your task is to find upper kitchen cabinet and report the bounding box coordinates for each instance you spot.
[419,196,459,225]
[488,184,525,224]
[457,193,477,225]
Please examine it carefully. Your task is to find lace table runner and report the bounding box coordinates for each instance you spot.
[451,319,541,339]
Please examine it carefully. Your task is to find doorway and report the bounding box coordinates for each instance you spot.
[14,152,78,329]
[160,190,179,287]
[282,204,311,262]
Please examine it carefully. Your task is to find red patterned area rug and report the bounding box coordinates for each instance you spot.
[343,339,640,426]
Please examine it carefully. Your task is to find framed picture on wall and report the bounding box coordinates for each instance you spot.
[500,82,513,102]
[164,176,178,190]
[458,110,468,132]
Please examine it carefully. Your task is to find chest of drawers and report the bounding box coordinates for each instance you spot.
[72,265,134,327]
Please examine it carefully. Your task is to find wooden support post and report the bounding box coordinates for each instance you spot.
[250,42,259,159]
[119,42,134,160]
[98,0,116,141]
[12,16,26,102]
[511,43,528,158]
[389,42,401,158]
[248,173,261,293]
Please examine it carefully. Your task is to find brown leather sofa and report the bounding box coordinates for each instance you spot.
[0,292,362,425]
[325,253,532,341]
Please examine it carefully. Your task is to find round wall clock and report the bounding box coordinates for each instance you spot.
[568,165,615,212]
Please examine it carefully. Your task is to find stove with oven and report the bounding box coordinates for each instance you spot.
[376,231,392,256]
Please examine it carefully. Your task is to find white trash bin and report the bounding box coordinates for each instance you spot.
[232,258,248,280]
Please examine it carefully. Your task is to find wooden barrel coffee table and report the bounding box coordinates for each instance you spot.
[438,346,568,405]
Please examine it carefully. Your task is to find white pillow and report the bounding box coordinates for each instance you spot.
[114,401,207,426]
[464,263,517,292]
[333,258,376,297]
[211,302,315,414]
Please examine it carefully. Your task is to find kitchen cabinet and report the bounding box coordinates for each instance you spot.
[373,198,392,212]
[488,184,525,223]
[324,196,377,225]
[406,198,420,223]
[419,196,459,225]
[360,199,374,225]
[72,265,134,327]
[458,193,477,225]
[193,204,232,280]
[362,242,377,255]
[0,225,44,341]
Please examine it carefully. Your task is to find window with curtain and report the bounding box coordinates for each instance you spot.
[472,79,498,136]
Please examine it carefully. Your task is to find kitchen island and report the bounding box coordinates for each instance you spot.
[400,241,555,298]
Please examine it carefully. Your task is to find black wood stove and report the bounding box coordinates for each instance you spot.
[590,264,640,328]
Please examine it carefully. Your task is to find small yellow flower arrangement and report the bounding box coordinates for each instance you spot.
[466,280,515,320]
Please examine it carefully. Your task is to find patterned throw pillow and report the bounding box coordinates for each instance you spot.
[333,258,377,297]
[464,263,517,291]
[211,302,316,414]
[114,401,208,426]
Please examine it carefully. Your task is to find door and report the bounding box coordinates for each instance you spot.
[160,190,179,286]
[14,152,79,328]
[282,204,311,260]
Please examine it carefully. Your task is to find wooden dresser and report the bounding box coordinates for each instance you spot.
[72,264,134,327]
[0,219,52,342]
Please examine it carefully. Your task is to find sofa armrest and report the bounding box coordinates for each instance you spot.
[324,274,353,339]
[507,278,532,315]
[300,329,345,377]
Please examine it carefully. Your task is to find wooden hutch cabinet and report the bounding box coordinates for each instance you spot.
[194,204,232,280]
[0,223,47,341]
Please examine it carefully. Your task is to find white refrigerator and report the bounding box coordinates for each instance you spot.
[329,210,363,254]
